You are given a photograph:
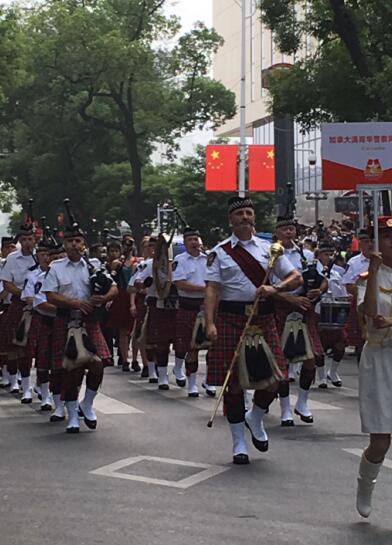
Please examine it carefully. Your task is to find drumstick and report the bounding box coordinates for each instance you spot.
[207,243,283,428]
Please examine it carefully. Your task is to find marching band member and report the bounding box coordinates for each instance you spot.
[42,222,117,433]
[355,217,392,518]
[205,197,302,464]
[341,229,371,361]
[273,217,327,425]
[0,220,36,397]
[172,227,215,397]
[0,237,17,388]
[316,241,348,388]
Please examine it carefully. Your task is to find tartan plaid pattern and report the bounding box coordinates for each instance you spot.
[146,306,176,348]
[27,313,41,360]
[206,311,286,387]
[344,295,364,347]
[275,299,324,356]
[175,307,199,354]
[1,299,24,352]
[35,317,54,371]
[51,316,110,370]
[135,294,147,324]
[0,306,10,355]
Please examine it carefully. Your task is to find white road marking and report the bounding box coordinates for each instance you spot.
[80,388,144,415]
[343,448,392,469]
[90,455,229,489]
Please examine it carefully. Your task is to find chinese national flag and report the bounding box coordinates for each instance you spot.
[205,145,238,191]
[248,145,276,191]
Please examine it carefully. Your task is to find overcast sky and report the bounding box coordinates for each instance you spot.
[165,0,212,30]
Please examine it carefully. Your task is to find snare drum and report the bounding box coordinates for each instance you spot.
[318,295,351,330]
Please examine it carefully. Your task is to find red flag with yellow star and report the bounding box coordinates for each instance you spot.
[248,145,276,191]
[205,145,238,191]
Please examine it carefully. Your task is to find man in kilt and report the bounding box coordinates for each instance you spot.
[0,237,17,389]
[172,227,216,397]
[42,223,118,434]
[130,252,176,390]
[273,217,327,426]
[33,242,67,415]
[0,222,36,397]
[341,229,371,362]
[205,197,302,464]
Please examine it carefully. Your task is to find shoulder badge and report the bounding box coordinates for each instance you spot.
[207,251,217,267]
[172,261,178,272]
[34,282,42,294]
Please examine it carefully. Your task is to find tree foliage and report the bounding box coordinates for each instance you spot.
[258,0,392,127]
[0,0,236,239]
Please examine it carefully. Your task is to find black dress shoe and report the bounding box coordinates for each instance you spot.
[21,397,32,404]
[50,414,65,422]
[131,360,141,372]
[233,453,250,465]
[202,383,216,397]
[10,388,19,394]
[318,383,328,389]
[294,408,314,423]
[78,406,97,429]
[327,375,342,387]
[158,384,169,391]
[244,422,269,452]
[66,427,79,434]
[141,366,149,378]
[41,404,52,412]
[122,363,131,373]
[149,378,158,384]
[281,419,295,427]
[188,392,199,398]
[176,378,186,387]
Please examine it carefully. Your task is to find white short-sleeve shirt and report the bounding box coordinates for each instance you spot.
[129,258,157,298]
[342,253,369,285]
[205,234,295,302]
[0,249,36,290]
[172,251,207,298]
[42,257,91,300]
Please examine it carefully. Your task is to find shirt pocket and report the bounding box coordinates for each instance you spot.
[220,258,241,282]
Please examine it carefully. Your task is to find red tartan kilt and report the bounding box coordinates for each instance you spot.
[146,306,176,348]
[344,296,363,347]
[319,327,347,350]
[35,317,54,371]
[1,299,24,352]
[275,299,324,356]
[135,294,146,324]
[51,316,110,370]
[27,313,41,360]
[106,288,134,331]
[175,307,198,354]
[206,311,287,387]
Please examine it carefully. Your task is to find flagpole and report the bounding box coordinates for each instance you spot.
[238,0,247,197]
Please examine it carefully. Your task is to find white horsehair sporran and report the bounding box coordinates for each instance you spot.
[281,311,314,363]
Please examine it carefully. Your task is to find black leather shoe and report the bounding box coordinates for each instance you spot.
[131,360,141,372]
[318,383,328,389]
[41,404,52,412]
[66,427,79,434]
[10,388,19,394]
[188,392,199,398]
[50,414,65,422]
[281,419,295,427]
[176,378,186,387]
[202,383,216,397]
[149,378,158,384]
[233,453,250,465]
[122,363,130,373]
[327,375,342,387]
[78,406,97,429]
[21,397,32,404]
[141,366,149,378]
[244,421,269,452]
[158,384,169,391]
[294,408,314,423]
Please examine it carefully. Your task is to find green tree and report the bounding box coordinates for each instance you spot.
[0,0,236,239]
[258,0,392,127]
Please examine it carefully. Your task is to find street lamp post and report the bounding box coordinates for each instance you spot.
[305,191,328,224]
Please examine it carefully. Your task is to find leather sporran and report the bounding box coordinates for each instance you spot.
[238,325,283,390]
[281,312,313,363]
[153,234,172,299]
[190,310,211,350]
[62,321,101,371]
[13,309,33,348]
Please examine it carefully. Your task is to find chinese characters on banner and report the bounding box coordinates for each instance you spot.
[322,122,392,190]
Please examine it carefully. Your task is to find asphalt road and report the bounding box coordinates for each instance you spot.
[1,353,391,545]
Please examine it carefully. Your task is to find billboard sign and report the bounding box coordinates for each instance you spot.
[322,122,392,190]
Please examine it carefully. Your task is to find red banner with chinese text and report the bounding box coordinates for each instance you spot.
[248,145,276,191]
[205,145,238,191]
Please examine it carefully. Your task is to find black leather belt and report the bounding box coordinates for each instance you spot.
[219,299,274,317]
[178,297,203,311]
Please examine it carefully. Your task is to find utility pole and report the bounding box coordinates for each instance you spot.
[238,0,247,197]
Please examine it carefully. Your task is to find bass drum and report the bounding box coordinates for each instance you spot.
[153,233,172,299]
